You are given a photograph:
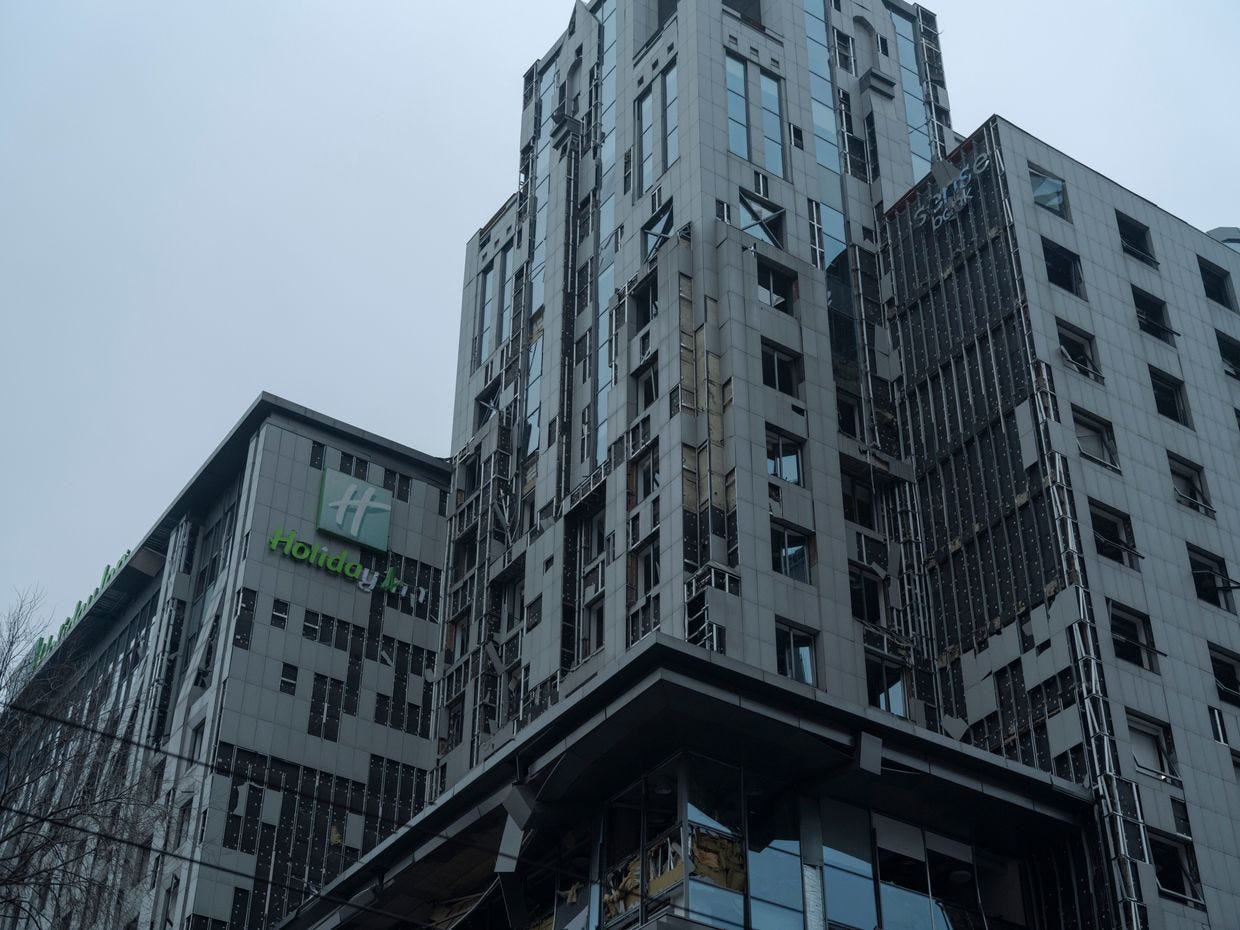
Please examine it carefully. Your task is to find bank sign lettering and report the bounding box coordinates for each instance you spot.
[913,149,992,230]
[317,470,392,550]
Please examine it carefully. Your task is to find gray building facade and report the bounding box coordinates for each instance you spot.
[1,395,449,930]
[274,2,1240,930]
[885,116,1240,926]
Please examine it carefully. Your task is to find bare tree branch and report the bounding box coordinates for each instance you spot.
[0,589,169,929]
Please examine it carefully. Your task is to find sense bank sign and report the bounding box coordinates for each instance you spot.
[912,148,992,230]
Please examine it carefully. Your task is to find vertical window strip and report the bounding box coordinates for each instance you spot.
[725,54,749,159]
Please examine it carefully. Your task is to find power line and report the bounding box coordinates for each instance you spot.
[0,800,432,928]
[0,698,593,886]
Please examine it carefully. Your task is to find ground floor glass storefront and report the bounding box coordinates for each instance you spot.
[589,754,1030,930]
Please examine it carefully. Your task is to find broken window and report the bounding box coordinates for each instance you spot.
[1072,407,1119,470]
[633,275,659,330]
[1109,602,1158,673]
[849,565,882,625]
[1133,286,1175,344]
[1169,453,1212,515]
[770,522,812,583]
[1089,500,1140,570]
[756,260,795,313]
[1217,330,1240,379]
[279,663,298,696]
[1042,238,1086,298]
[1190,545,1236,612]
[642,202,675,261]
[775,622,815,686]
[270,598,289,630]
[1149,367,1191,427]
[761,343,801,397]
[1056,319,1102,381]
[1210,645,1240,707]
[866,655,908,717]
[1116,211,1156,265]
[765,429,803,486]
[738,190,785,248]
[1199,255,1236,310]
[833,28,855,75]
[1149,834,1204,907]
[1128,712,1178,782]
[841,470,875,528]
[1029,165,1068,217]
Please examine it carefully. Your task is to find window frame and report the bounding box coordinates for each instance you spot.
[1149,367,1192,427]
[770,521,813,583]
[775,620,816,686]
[1042,237,1087,299]
[1056,319,1103,382]
[1089,499,1141,570]
[1210,645,1240,707]
[738,189,785,248]
[756,259,796,314]
[866,653,909,718]
[1168,452,1214,516]
[1198,255,1236,310]
[1217,330,1240,379]
[1107,601,1158,673]
[1127,711,1179,783]
[1071,406,1120,471]
[1028,165,1069,218]
[761,342,803,398]
[1189,544,1236,612]
[765,428,804,486]
[1148,832,1205,908]
[1132,286,1176,344]
[1115,211,1157,266]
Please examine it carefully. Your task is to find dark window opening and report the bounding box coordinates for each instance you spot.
[1056,319,1102,381]
[1217,330,1240,379]
[1042,238,1086,298]
[1109,602,1157,673]
[761,343,802,397]
[1089,500,1140,569]
[775,621,815,686]
[1169,453,1213,515]
[1116,211,1156,265]
[1149,367,1191,426]
[1133,287,1175,344]
[770,522,812,583]
[1149,834,1204,908]
[1210,646,1240,707]
[1189,545,1236,612]
[1199,256,1236,310]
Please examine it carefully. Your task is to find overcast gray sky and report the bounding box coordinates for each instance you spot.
[1,0,1237,635]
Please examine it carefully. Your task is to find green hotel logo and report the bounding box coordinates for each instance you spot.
[269,528,412,596]
[30,552,131,670]
[317,470,392,551]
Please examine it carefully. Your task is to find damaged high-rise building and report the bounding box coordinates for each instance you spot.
[279,0,1239,928]
[7,1,1239,929]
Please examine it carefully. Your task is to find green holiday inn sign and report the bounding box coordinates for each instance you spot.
[269,468,409,594]
[267,529,411,595]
